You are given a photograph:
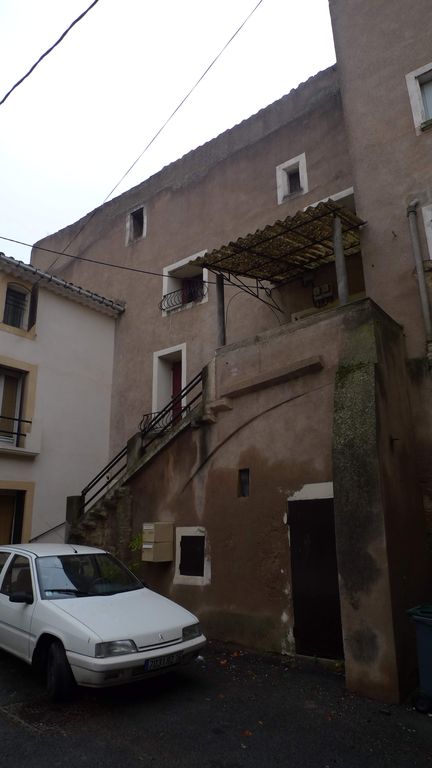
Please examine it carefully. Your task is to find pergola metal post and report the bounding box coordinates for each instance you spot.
[333,214,349,305]
[216,273,226,346]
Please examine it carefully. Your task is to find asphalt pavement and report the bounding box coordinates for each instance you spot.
[0,641,430,767]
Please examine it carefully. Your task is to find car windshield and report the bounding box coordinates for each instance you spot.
[36,553,143,599]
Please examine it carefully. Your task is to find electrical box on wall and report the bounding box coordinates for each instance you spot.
[141,522,173,562]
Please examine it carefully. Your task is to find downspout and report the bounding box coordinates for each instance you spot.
[407,200,432,356]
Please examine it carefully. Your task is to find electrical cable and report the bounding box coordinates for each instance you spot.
[0,233,275,295]
[41,0,265,274]
[0,0,101,106]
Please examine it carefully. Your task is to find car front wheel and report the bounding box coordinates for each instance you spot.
[46,641,76,702]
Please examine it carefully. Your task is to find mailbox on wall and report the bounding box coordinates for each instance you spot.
[141,522,174,562]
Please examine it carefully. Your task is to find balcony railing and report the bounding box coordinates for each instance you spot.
[0,415,32,447]
[159,281,207,312]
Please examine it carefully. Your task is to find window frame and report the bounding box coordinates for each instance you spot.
[276,153,308,205]
[161,252,208,316]
[174,526,211,586]
[406,62,432,134]
[126,205,147,245]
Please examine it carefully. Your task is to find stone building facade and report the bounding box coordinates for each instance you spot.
[30,1,432,703]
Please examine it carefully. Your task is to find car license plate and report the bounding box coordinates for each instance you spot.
[146,652,181,671]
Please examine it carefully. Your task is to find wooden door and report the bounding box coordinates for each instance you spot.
[288,498,343,659]
[171,361,182,421]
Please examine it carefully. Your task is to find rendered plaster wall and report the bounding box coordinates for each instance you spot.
[0,288,115,540]
[127,303,353,654]
[329,0,432,358]
[333,301,430,703]
[31,66,353,455]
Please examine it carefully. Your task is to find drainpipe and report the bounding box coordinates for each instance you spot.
[333,215,349,305]
[216,274,226,346]
[407,200,432,348]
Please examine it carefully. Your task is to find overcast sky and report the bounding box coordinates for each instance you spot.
[0,0,336,264]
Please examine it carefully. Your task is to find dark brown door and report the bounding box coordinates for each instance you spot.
[171,361,182,421]
[288,498,343,659]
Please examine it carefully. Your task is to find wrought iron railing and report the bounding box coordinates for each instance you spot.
[159,281,207,312]
[140,371,203,451]
[0,415,32,447]
[80,371,204,515]
[80,444,128,514]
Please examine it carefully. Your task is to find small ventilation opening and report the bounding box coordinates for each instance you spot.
[238,468,250,498]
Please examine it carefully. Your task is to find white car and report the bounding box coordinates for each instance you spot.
[0,543,206,700]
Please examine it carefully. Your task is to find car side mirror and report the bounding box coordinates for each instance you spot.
[9,591,33,605]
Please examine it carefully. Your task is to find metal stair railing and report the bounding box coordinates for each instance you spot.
[80,371,203,515]
[140,371,203,450]
[80,445,128,514]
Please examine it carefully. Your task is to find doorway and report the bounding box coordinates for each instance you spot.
[288,496,343,659]
[152,344,186,421]
[0,491,25,544]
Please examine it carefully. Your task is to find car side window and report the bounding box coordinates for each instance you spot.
[0,555,33,597]
[0,552,10,575]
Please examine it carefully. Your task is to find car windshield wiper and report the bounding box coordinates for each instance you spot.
[47,588,89,596]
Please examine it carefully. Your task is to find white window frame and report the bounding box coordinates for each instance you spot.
[161,251,208,316]
[152,343,186,414]
[276,153,308,205]
[126,205,147,244]
[174,526,211,586]
[406,62,432,134]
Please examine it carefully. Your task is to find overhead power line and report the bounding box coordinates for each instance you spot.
[0,0,101,106]
[43,0,265,273]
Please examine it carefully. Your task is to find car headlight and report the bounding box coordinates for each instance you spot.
[182,623,201,641]
[95,640,138,658]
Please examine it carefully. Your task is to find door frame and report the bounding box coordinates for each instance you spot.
[152,343,186,414]
[287,482,343,659]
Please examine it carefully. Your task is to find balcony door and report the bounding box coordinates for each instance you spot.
[0,368,23,444]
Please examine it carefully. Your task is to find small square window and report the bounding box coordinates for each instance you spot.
[287,168,301,195]
[276,153,308,204]
[126,206,147,244]
[238,468,250,498]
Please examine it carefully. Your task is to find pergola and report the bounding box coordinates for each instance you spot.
[194,200,365,344]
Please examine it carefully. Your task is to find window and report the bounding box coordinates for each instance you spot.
[406,63,432,133]
[161,252,208,314]
[420,76,432,121]
[276,153,308,204]
[126,205,147,244]
[0,555,33,597]
[238,468,250,498]
[0,367,24,444]
[2,283,37,331]
[174,526,211,586]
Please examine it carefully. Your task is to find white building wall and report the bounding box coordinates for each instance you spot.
[0,288,116,541]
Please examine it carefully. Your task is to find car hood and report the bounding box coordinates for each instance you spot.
[50,588,197,649]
